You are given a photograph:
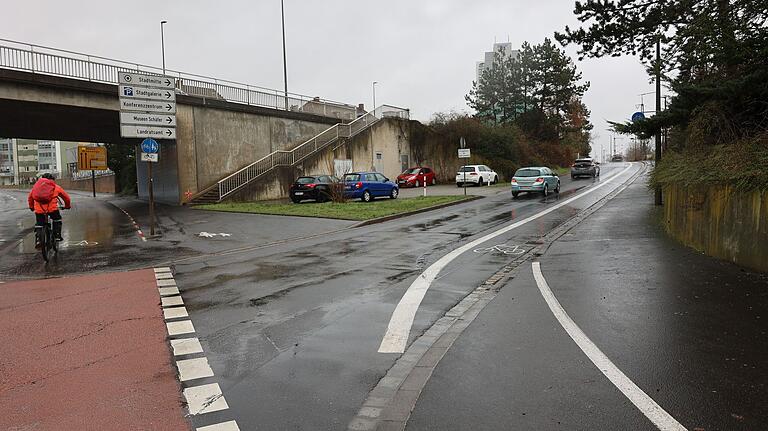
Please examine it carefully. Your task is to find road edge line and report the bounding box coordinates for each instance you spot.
[532,262,687,431]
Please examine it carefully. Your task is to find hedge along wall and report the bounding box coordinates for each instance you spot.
[663,185,768,272]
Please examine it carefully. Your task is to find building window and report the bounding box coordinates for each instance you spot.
[39,164,49,170]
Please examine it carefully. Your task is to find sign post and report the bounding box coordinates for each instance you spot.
[119,71,176,237]
[459,137,470,196]
[141,138,160,236]
[77,145,107,198]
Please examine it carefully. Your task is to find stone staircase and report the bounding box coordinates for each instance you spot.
[189,113,379,204]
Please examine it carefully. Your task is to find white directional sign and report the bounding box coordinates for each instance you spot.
[119,85,175,102]
[120,112,176,127]
[119,71,174,89]
[119,72,177,140]
[458,148,471,158]
[120,99,176,114]
[121,125,176,139]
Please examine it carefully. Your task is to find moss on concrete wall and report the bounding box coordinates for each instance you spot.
[663,185,768,272]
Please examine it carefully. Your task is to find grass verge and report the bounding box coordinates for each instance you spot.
[195,195,472,221]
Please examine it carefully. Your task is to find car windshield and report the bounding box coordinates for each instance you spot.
[404,168,420,174]
[514,169,541,177]
[343,174,361,182]
[296,177,316,184]
[458,166,476,172]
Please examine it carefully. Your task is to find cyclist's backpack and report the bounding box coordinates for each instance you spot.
[31,179,56,204]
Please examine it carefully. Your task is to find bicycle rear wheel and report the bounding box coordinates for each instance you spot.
[39,226,49,262]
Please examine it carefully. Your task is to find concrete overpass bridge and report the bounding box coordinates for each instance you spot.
[0,39,408,204]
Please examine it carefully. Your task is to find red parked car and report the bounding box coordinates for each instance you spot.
[396,166,436,187]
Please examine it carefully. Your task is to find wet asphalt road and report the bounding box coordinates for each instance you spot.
[2,162,766,430]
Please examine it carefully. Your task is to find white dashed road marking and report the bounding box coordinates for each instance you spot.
[170,338,204,356]
[532,262,687,431]
[163,306,189,320]
[166,320,195,336]
[378,164,635,353]
[184,383,230,415]
[196,420,241,431]
[161,296,184,307]
[155,267,239,430]
[177,357,215,382]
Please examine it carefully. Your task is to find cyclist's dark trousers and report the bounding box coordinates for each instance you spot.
[36,211,62,240]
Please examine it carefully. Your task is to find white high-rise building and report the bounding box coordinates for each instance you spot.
[475,42,520,82]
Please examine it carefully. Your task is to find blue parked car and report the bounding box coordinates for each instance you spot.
[343,172,399,202]
[510,167,560,198]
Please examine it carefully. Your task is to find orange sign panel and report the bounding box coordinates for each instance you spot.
[77,146,108,170]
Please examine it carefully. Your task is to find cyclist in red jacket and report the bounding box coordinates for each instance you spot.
[28,173,71,245]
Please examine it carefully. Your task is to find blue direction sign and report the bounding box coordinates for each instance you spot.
[631,111,646,122]
[141,138,159,154]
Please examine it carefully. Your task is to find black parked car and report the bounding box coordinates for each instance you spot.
[289,175,340,203]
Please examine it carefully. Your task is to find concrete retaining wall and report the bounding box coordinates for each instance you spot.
[663,185,768,272]
[57,175,116,194]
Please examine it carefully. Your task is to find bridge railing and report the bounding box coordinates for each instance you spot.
[0,38,357,120]
[216,112,381,200]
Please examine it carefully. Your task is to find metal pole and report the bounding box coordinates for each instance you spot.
[148,161,155,236]
[160,21,167,75]
[654,38,663,206]
[91,169,96,197]
[281,0,289,110]
[372,81,378,117]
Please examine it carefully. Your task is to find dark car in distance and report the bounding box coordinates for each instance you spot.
[570,158,600,179]
[289,175,340,203]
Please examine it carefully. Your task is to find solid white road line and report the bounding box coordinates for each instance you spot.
[378,164,635,353]
[184,383,229,415]
[177,357,215,382]
[532,262,687,431]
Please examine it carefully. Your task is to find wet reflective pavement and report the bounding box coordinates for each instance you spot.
[3,163,765,430]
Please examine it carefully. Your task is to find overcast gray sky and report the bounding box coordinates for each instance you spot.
[3,0,654,157]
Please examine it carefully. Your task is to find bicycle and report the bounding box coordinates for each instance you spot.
[35,211,58,262]
[35,197,66,263]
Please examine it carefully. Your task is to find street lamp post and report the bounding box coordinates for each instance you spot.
[372,81,378,117]
[281,0,288,110]
[160,20,167,75]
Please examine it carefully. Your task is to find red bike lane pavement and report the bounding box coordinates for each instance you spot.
[0,269,188,430]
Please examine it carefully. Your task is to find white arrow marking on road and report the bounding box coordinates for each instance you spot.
[532,262,687,431]
[377,163,635,353]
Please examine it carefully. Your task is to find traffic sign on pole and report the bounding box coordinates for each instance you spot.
[141,138,159,154]
[140,153,159,162]
[458,148,471,158]
[121,125,176,139]
[118,71,174,89]
[119,85,176,102]
[120,99,176,114]
[120,112,176,127]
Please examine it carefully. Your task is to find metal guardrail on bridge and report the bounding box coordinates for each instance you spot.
[0,38,358,120]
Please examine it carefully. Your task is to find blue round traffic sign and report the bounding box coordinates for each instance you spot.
[631,112,646,122]
[141,138,159,153]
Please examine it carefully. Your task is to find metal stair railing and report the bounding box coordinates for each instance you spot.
[211,112,381,201]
